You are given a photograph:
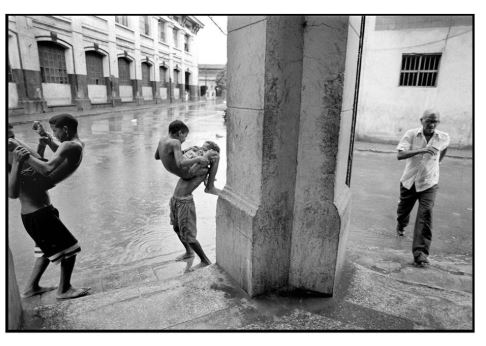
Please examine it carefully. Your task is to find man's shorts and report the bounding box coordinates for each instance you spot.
[21,205,81,264]
[169,195,197,243]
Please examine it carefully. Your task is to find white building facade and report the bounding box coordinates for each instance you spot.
[198,64,225,100]
[8,15,204,115]
[357,16,472,148]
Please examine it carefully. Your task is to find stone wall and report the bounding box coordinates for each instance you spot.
[8,247,23,330]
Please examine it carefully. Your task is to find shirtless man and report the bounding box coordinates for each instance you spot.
[8,114,89,300]
[155,120,217,264]
[155,122,220,195]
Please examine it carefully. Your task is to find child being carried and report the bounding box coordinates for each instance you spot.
[182,140,220,195]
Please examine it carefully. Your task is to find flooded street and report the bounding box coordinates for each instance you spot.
[8,101,228,287]
[8,100,472,294]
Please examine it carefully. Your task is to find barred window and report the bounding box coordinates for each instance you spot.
[118,57,131,85]
[115,16,129,27]
[399,54,441,87]
[86,51,105,85]
[140,16,150,36]
[38,41,69,84]
[159,21,166,42]
[173,28,178,48]
[159,66,167,83]
[173,69,179,84]
[141,62,151,86]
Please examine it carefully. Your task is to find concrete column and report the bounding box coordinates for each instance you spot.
[8,247,23,330]
[107,16,122,106]
[133,16,144,105]
[216,16,362,296]
[289,16,361,294]
[216,16,303,296]
[12,16,47,113]
[71,16,91,110]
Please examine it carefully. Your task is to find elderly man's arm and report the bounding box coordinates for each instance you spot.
[439,147,448,162]
[397,147,436,160]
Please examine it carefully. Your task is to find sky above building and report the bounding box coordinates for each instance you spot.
[195,16,227,65]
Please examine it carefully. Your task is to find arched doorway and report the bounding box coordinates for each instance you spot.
[118,57,133,102]
[38,41,71,106]
[86,50,107,103]
[141,61,153,101]
[159,65,168,100]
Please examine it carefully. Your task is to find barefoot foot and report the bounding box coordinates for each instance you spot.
[22,286,57,298]
[204,186,221,196]
[175,252,195,261]
[56,287,91,300]
[193,261,211,270]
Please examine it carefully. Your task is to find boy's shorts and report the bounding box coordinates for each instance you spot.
[21,205,81,264]
[169,195,197,243]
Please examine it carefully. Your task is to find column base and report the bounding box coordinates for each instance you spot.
[74,98,92,111]
[216,187,260,297]
[110,97,122,107]
[135,96,144,105]
[20,99,48,114]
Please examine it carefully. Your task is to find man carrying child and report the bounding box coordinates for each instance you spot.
[155,120,220,266]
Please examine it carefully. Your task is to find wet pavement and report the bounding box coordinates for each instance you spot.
[8,101,473,330]
[8,100,228,291]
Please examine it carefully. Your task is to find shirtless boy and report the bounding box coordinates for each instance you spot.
[8,114,90,300]
[155,120,219,264]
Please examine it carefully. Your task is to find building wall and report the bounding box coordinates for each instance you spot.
[7,15,203,114]
[198,64,225,99]
[357,16,472,148]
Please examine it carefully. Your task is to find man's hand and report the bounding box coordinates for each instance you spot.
[39,135,53,146]
[13,146,30,163]
[33,121,48,137]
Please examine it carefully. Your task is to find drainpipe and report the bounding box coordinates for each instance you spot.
[345,15,366,187]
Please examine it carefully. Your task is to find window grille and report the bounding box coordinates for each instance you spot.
[141,63,151,86]
[173,28,178,48]
[159,21,166,42]
[140,16,150,35]
[38,41,69,84]
[115,16,129,27]
[159,66,167,83]
[86,51,105,85]
[399,54,441,87]
[118,57,131,85]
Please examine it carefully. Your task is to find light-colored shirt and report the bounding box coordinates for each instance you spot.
[396,127,450,192]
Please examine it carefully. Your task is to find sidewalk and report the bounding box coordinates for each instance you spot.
[21,247,472,330]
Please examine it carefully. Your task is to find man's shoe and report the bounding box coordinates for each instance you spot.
[396,226,404,236]
[414,253,429,267]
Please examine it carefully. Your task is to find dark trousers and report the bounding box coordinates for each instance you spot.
[396,183,438,259]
